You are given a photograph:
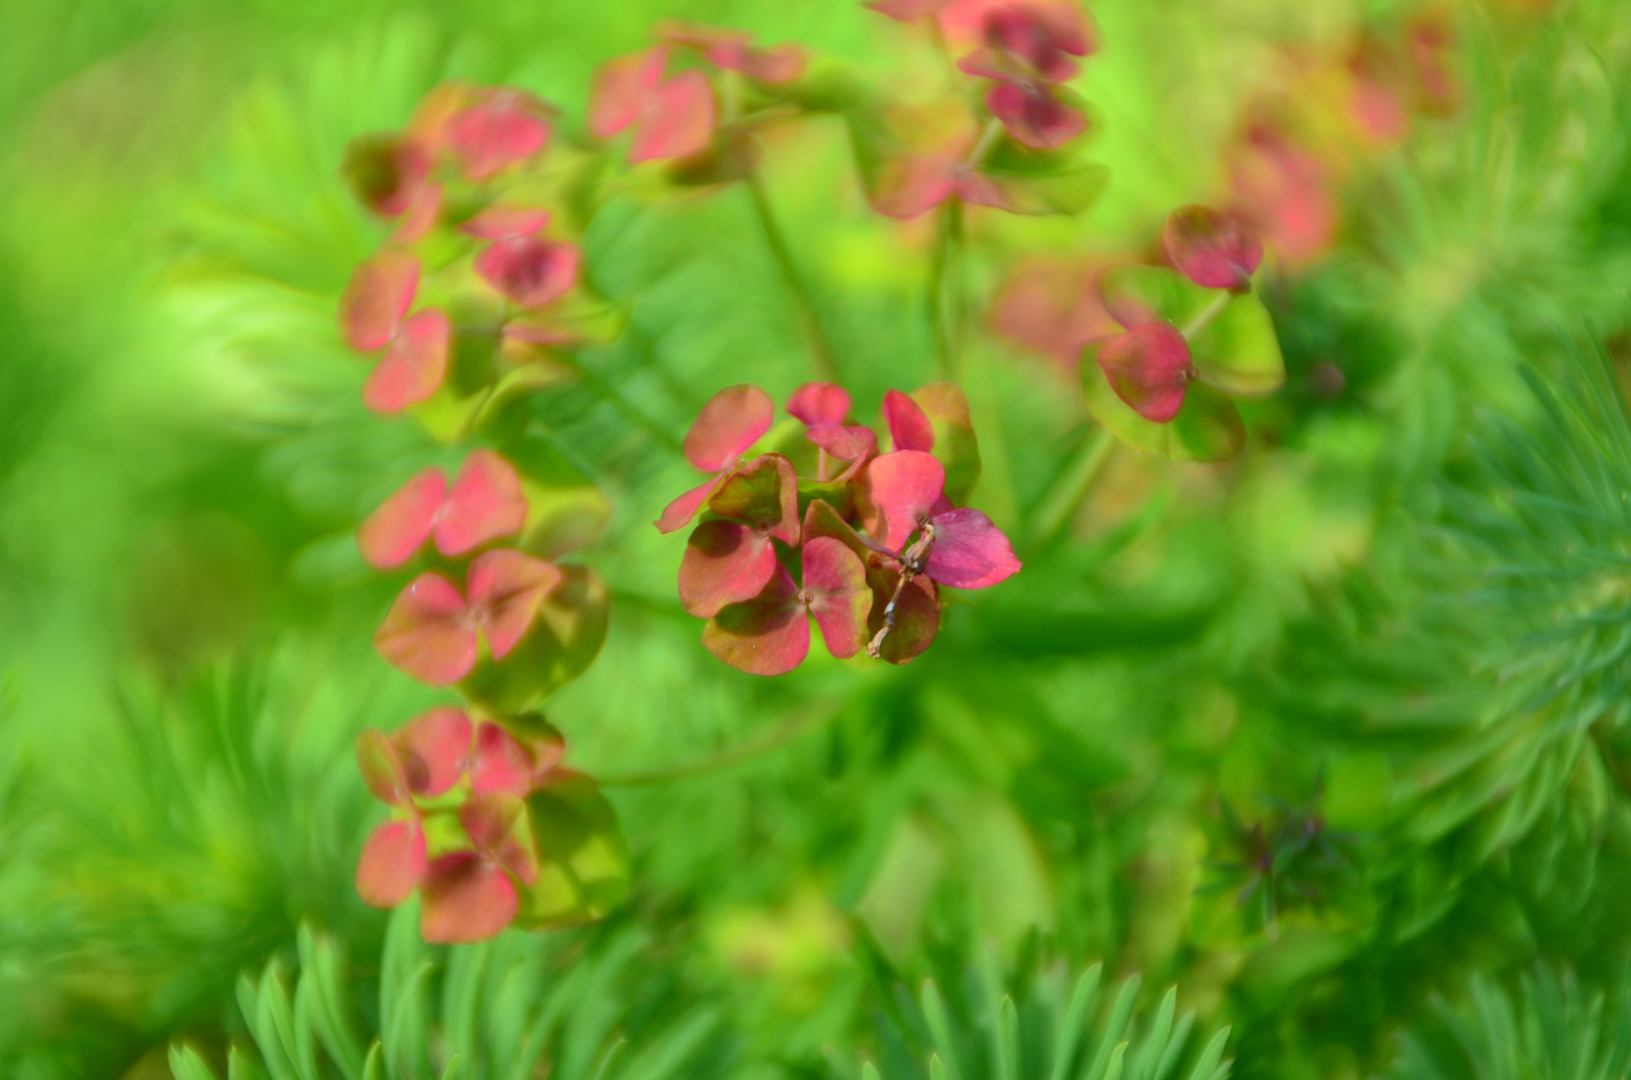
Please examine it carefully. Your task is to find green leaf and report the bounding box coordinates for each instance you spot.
[1099,266,1213,330]
[1050,964,1102,1080]
[981,161,1109,217]
[1085,976,1142,1080]
[921,980,966,1080]
[514,771,632,930]
[911,382,982,505]
[170,1045,221,1080]
[1083,346,1245,462]
[1131,988,1176,1080]
[996,996,1021,1080]
[1189,292,1285,397]
[361,1043,385,1080]
[1184,1028,1231,1080]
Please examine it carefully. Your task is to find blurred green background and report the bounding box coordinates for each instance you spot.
[5,0,1631,1078]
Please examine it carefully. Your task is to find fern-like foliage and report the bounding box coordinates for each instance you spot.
[170,903,730,1080]
[1383,966,1631,1080]
[837,954,1231,1080]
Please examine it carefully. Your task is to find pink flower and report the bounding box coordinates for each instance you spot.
[787,383,878,481]
[419,793,539,943]
[858,451,1021,590]
[1163,204,1263,290]
[444,89,551,181]
[374,550,562,686]
[357,449,528,569]
[590,47,716,163]
[338,253,450,413]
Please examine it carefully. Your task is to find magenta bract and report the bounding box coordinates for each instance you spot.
[474,237,581,308]
[1163,204,1263,290]
[986,82,1087,149]
[787,382,851,426]
[358,450,527,568]
[446,90,551,181]
[1097,322,1194,423]
[590,48,716,164]
[686,384,775,472]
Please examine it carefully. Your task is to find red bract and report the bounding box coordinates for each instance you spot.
[789,383,876,481]
[990,255,1122,368]
[474,236,580,309]
[700,537,872,676]
[358,449,527,569]
[856,104,1028,219]
[374,550,562,686]
[419,793,539,943]
[787,382,850,426]
[860,450,1020,589]
[445,89,551,181]
[884,389,935,453]
[677,454,800,616]
[1228,122,1336,267]
[656,385,776,533]
[339,252,450,413]
[590,48,716,163]
[865,0,955,19]
[459,205,550,240]
[1096,322,1194,423]
[957,1,1093,84]
[468,721,567,796]
[353,732,427,907]
[1163,205,1263,290]
[985,82,1086,149]
[343,133,433,219]
[657,20,807,84]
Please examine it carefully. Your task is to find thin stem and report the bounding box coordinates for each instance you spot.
[963,118,1005,172]
[744,171,840,383]
[597,699,845,786]
[1024,426,1115,550]
[1180,290,1234,341]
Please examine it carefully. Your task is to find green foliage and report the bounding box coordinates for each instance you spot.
[1385,967,1631,1080]
[169,906,729,1080]
[840,953,1230,1080]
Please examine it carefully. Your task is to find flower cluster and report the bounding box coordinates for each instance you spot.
[340,83,625,944]
[853,0,1102,219]
[656,382,1022,675]
[339,83,615,424]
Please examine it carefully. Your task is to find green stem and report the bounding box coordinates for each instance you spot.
[927,200,967,381]
[596,699,844,786]
[745,171,840,383]
[1024,426,1115,550]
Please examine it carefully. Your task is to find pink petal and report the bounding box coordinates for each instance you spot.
[356,729,412,807]
[786,382,850,426]
[356,818,426,908]
[801,536,872,660]
[363,308,449,414]
[883,389,935,453]
[925,507,1021,589]
[469,722,538,796]
[374,573,478,686]
[986,82,1087,149]
[459,792,539,885]
[446,91,551,181]
[466,549,562,661]
[391,182,444,244]
[707,42,807,84]
[1097,323,1193,423]
[656,476,722,534]
[590,47,668,139]
[419,852,518,943]
[391,707,473,797]
[683,385,775,472]
[708,454,801,545]
[436,449,527,556]
[985,2,1091,82]
[340,252,420,352]
[870,153,958,219]
[861,450,946,552]
[866,0,955,18]
[630,71,716,163]
[701,565,810,676]
[678,519,779,618]
[357,468,447,569]
[474,237,580,308]
[806,423,877,462]
[1163,205,1263,290]
[459,205,551,240]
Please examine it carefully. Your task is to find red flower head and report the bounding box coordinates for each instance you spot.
[657,20,808,84]
[357,449,528,569]
[444,88,552,181]
[1163,204,1264,291]
[858,450,1020,589]
[590,47,716,163]
[339,253,450,413]
[374,549,562,686]
[419,793,540,943]
[656,384,780,533]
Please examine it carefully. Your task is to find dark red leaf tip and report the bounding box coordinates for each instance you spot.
[1163,204,1263,290]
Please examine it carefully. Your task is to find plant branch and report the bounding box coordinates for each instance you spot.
[596,698,846,786]
[745,171,840,382]
[1180,290,1234,341]
[1024,425,1116,550]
